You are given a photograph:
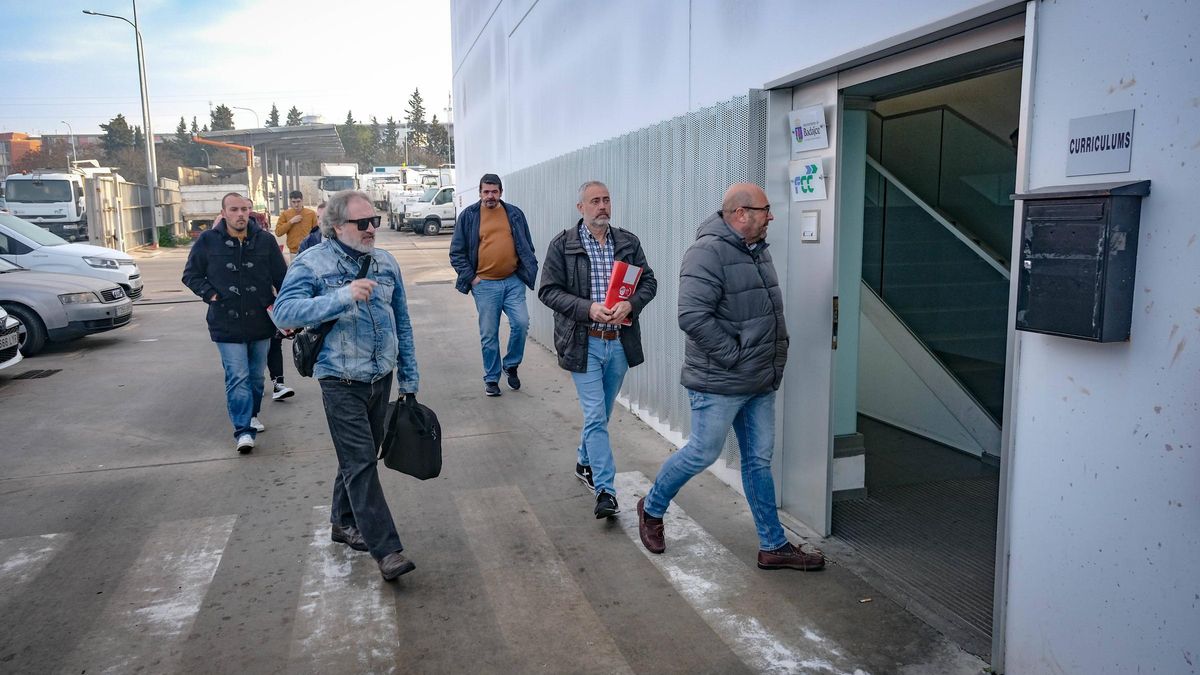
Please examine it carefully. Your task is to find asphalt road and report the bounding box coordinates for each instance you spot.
[0,225,986,674]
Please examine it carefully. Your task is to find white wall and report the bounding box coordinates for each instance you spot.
[450,0,1013,185]
[1003,1,1200,672]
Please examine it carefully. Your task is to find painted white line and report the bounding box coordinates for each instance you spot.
[60,515,237,675]
[615,472,869,675]
[455,485,635,674]
[0,533,72,598]
[288,506,400,674]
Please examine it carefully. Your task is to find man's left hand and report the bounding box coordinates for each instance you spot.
[610,301,633,324]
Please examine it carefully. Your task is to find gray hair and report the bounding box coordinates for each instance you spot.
[319,189,372,239]
[577,180,608,204]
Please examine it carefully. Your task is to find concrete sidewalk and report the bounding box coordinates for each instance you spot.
[0,227,987,674]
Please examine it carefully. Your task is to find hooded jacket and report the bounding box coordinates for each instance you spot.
[678,211,788,394]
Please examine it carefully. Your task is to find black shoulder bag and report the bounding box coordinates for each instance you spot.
[380,394,442,480]
[293,255,371,377]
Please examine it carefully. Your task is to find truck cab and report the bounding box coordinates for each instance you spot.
[3,172,87,241]
[403,185,456,236]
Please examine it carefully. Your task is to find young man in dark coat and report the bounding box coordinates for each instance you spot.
[538,181,657,518]
[182,193,287,454]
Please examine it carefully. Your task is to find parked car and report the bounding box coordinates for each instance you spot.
[0,212,143,300]
[0,257,133,356]
[0,305,22,370]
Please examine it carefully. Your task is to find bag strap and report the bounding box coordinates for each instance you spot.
[313,255,373,335]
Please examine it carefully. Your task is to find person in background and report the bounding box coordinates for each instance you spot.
[298,201,327,254]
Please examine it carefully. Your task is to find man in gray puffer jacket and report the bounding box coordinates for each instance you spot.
[637,183,825,572]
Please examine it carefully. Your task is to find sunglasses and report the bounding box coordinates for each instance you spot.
[344,215,381,231]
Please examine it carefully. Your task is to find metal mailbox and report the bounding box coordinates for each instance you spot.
[1011,180,1150,342]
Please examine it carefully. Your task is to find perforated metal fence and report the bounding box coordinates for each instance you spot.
[506,92,767,462]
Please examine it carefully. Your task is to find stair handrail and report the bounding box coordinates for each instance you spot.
[865,155,1010,279]
[871,105,1017,158]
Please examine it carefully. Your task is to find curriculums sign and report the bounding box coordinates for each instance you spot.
[1066,110,1135,176]
[789,105,829,157]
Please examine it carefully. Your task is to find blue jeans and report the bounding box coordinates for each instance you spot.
[571,336,629,496]
[471,275,529,383]
[215,340,270,438]
[644,389,787,551]
[320,373,404,560]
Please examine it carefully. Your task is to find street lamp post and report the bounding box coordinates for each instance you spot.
[60,120,78,168]
[230,106,260,129]
[83,0,161,248]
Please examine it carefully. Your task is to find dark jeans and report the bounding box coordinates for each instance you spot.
[268,332,284,382]
[319,373,402,560]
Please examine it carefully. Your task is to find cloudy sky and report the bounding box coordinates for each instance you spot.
[0,0,452,137]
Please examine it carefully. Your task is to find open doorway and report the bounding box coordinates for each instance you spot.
[831,40,1023,657]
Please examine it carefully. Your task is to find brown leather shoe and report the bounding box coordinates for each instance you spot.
[637,497,665,554]
[757,542,825,571]
[378,551,416,580]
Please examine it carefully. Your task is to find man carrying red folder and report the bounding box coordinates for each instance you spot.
[538,181,658,519]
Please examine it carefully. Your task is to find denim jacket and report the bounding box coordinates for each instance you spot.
[271,239,419,391]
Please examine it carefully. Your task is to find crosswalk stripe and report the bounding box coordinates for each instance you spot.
[455,485,635,674]
[288,506,400,674]
[614,472,869,675]
[59,515,237,675]
[0,532,72,599]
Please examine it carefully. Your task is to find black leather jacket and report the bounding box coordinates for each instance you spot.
[538,221,657,373]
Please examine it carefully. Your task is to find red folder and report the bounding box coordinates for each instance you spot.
[603,261,642,326]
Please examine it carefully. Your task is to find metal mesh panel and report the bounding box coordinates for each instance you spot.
[506,94,764,466]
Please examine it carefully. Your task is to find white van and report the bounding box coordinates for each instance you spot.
[0,213,143,300]
[403,185,456,236]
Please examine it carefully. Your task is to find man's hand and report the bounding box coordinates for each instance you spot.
[589,302,616,323]
[609,301,633,324]
[471,275,482,287]
[348,279,377,301]
[209,293,219,302]
[288,214,303,225]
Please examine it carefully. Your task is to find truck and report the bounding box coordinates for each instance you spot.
[402,184,457,236]
[3,169,89,241]
[177,166,251,235]
[318,163,359,204]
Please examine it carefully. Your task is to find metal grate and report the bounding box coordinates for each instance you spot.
[12,369,62,380]
[506,93,765,464]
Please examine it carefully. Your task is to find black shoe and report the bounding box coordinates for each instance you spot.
[484,381,501,397]
[378,551,416,580]
[594,491,619,519]
[504,366,521,390]
[574,463,595,493]
[330,524,368,552]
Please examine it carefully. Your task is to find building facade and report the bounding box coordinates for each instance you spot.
[450,1,1199,671]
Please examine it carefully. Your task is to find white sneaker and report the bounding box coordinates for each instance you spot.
[236,433,255,454]
[272,381,295,401]
[250,416,266,432]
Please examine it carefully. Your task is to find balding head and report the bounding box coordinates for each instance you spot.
[721,183,763,214]
[720,182,773,244]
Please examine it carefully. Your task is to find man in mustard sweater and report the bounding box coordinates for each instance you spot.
[449,174,539,397]
[275,190,319,255]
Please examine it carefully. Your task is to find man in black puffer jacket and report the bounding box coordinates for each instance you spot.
[637,182,825,572]
[182,193,287,454]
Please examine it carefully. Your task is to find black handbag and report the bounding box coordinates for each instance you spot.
[292,255,371,377]
[379,395,442,480]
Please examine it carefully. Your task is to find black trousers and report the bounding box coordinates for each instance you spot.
[268,332,284,382]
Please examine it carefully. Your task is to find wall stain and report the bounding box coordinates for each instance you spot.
[1169,324,1180,342]
[1145,301,1155,314]
[1165,444,1174,452]
[1171,339,1187,366]
[1154,406,1162,414]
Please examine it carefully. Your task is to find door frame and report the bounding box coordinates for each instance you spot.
[762,5,1032,669]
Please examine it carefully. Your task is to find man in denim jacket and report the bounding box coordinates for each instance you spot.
[272,190,420,581]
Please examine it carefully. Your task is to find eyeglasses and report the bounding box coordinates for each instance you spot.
[344,215,381,231]
[741,204,771,214]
